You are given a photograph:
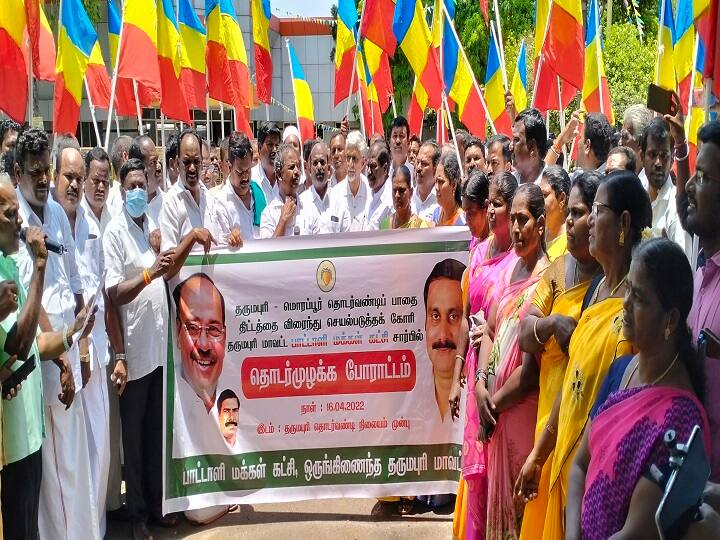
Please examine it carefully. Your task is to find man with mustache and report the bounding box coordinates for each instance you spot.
[128,135,164,228]
[260,144,319,238]
[423,258,467,421]
[329,130,371,231]
[366,141,394,230]
[252,121,283,204]
[54,145,112,536]
[216,389,240,450]
[484,134,513,180]
[511,108,547,185]
[412,141,440,221]
[216,132,267,241]
[639,118,691,254]
[330,132,348,185]
[464,137,486,177]
[14,128,97,539]
[299,140,348,233]
[158,128,242,276]
[387,116,414,184]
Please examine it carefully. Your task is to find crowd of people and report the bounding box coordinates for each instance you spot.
[0,97,718,540]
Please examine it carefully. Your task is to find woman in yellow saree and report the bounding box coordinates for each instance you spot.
[538,166,571,262]
[513,171,652,540]
[514,173,603,540]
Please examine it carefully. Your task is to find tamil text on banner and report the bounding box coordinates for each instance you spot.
[163,228,468,512]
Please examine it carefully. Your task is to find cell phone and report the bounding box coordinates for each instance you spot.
[698,328,720,361]
[647,83,679,117]
[1,355,36,399]
[655,425,709,540]
[469,310,486,328]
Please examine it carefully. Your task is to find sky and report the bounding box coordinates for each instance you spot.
[270,0,336,18]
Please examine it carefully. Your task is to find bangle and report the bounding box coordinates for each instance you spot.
[62,326,71,351]
[550,145,561,158]
[533,318,546,345]
[80,353,90,364]
[143,268,152,285]
[455,354,465,365]
[674,142,689,162]
[474,367,488,384]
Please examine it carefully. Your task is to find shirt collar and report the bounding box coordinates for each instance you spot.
[311,183,331,205]
[15,186,45,227]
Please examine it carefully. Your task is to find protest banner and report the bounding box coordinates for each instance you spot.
[163,228,468,512]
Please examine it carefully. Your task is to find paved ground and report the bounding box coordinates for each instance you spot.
[106,498,454,539]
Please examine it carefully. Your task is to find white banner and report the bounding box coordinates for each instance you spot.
[163,228,469,512]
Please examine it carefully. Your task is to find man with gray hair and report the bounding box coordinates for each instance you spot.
[621,104,653,173]
[259,143,318,237]
[109,135,133,215]
[330,130,371,231]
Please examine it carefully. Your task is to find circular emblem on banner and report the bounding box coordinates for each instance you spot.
[316,260,336,292]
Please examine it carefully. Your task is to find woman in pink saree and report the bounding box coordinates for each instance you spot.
[565,239,710,540]
[452,172,519,539]
[475,184,550,539]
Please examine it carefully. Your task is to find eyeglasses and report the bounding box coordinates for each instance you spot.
[695,170,720,186]
[591,201,617,217]
[183,321,225,342]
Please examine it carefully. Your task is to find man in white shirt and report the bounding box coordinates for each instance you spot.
[129,135,164,229]
[14,129,98,539]
[366,141,393,230]
[164,132,180,190]
[330,132,348,185]
[330,130,371,231]
[217,132,266,240]
[103,158,177,538]
[511,108,547,184]
[260,144,319,237]
[412,141,440,220]
[299,140,348,234]
[251,121,282,204]
[108,135,132,217]
[639,118,691,254]
[388,116,415,183]
[159,129,242,264]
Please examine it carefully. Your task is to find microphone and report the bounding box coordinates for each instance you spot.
[19,228,67,255]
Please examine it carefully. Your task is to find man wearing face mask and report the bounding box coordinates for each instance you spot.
[54,145,112,538]
[299,140,348,233]
[103,158,177,538]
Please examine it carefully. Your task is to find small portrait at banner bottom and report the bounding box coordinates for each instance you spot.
[216,388,242,451]
[173,272,228,414]
[423,259,467,423]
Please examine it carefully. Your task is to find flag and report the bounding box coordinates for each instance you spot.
[687,39,706,169]
[334,0,358,106]
[179,0,207,110]
[54,0,97,134]
[441,0,458,93]
[357,41,384,136]
[393,0,443,109]
[407,76,428,137]
[581,0,613,123]
[288,42,315,142]
[25,0,56,82]
[252,0,273,104]
[157,0,190,123]
[541,0,584,91]
[695,0,718,98]
[443,7,488,137]
[108,0,139,116]
[361,0,397,56]
[532,0,575,111]
[511,39,528,113]
[206,0,251,110]
[363,38,394,113]
[118,0,161,92]
[655,0,676,91]
[0,0,28,122]
[479,0,489,25]
[86,41,112,110]
[485,25,511,135]
[675,0,694,112]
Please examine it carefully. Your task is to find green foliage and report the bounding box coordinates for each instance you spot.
[605,23,656,122]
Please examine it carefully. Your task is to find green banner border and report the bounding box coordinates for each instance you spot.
[184,240,469,267]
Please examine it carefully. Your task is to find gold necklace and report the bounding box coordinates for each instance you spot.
[623,353,680,389]
[591,275,628,305]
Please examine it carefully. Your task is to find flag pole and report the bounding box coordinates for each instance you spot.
[285,39,306,178]
[390,94,397,117]
[132,80,144,135]
[220,103,225,140]
[442,2,497,134]
[160,112,166,187]
[345,0,368,121]
[442,94,464,175]
[27,39,33,124]
[84,79,102,145]
[557,77,568,168]
[206,94,211,141]
[265,103,270,121]
[687,32,699,116]
[104,0,126,150]
[655,0,666,84]
[491,0,509,90]
[594,0,605,117]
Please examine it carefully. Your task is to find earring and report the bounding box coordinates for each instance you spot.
[664,327,671,341]
[619,230,625,247]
